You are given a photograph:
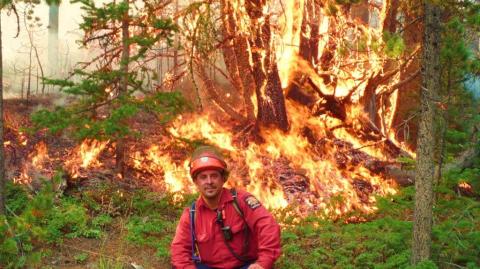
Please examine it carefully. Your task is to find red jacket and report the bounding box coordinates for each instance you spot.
[171,188,281,269]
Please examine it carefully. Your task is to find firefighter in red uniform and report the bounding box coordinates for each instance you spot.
[171,146,281,269]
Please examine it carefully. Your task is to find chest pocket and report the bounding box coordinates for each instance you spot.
[230,221,246,235]
[195,217,215,244]
[195,232,210,243]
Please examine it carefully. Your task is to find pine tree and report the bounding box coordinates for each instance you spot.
[412,1,442,263]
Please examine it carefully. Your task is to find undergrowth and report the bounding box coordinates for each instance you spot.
[275,180,480,269]
[0,177,102,268]
[0,167,479,268]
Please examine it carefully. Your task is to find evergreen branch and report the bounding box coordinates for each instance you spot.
[84,30,117,44]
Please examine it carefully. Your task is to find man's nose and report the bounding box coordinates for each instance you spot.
[205,176,213,184]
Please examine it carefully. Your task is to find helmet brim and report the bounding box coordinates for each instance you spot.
[190,156,226,178]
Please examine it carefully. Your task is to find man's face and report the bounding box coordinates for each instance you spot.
[194,169,225,200]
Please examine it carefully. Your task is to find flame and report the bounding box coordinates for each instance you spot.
[19,131,28,146]
[160,0,407,215]
[8,0,411,220]
[65,139,109,178]
[131,145,195,194]
[14,141,51,185]
[30,141,49,168]
[166,102,397,216]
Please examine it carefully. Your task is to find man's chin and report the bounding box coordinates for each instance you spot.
[202,189,220,198]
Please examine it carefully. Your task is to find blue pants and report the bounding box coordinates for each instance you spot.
[195,262,253,269]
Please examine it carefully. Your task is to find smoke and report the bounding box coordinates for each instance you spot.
[1,1,88,97]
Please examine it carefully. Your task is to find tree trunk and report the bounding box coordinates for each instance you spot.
[245,0,289,131]
[391,3,423,147]
[116,0,129,175]
[383,0,400,33]
[412,1,441,264]
[27,46,32,103]
[21,76,24,100]
[0,10,6,215]
[299,0,320,67]
[48,3,59,82]
[220,0,256,121]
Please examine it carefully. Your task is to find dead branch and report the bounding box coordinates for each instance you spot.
[193,59,247,123]
[383,69,421,96]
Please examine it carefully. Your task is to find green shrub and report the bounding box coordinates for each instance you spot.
[0,179,104,268]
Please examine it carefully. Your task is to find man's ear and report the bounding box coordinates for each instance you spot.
[222,170,230,181]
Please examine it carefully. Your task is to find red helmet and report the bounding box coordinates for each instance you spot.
[189,146,227,178]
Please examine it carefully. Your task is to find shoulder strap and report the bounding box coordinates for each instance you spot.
[228,188,251,262]
[189,202,201,262]
[230,188,245,218]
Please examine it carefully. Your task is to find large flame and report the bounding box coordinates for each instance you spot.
[165,101,397,216]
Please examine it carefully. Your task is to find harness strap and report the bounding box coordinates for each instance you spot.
[230,189,244,218]
[189,189,251,263]
[230,188,250,259]
[189,202,201,262]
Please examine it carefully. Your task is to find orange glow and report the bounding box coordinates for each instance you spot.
[31,141,50,168]
[156,0,407,217]
[131,145,195,194]
[65,139,109,178]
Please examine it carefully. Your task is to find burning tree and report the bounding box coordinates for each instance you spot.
[163,0,425,214]
[184,0,419,151]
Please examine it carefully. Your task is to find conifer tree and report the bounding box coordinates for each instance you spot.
[412,1,441,263]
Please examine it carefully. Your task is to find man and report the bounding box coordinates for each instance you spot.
[171,146,281,269]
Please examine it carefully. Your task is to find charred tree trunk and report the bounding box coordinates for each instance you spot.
[287,0,321,105]
[0,11,5,215]
[383,0,400,33]
[220,0,257,122]
[412,1,441,264]
[245,0,289,132]
[116,0,129,176]
[234,37,256,121]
